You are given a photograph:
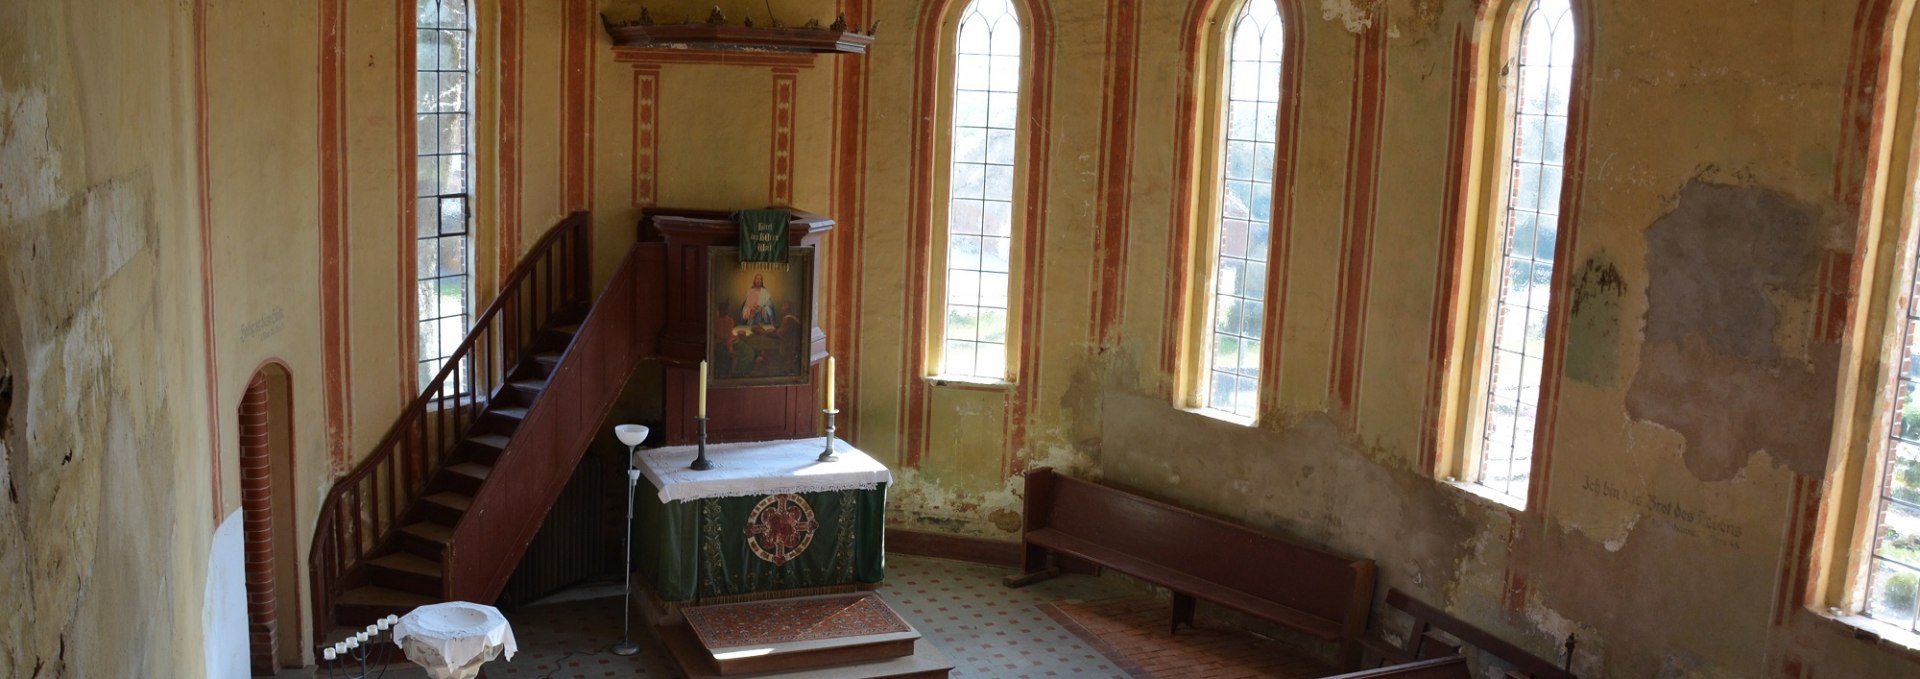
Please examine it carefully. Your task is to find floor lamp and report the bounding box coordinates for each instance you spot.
[613,424,651,657]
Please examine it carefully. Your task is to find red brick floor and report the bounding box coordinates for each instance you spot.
[1044,597,1337,679]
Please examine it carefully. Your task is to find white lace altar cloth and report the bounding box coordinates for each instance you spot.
[636,438,892,503]
[391,601,517,679]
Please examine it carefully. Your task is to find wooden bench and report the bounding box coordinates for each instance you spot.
[1363,588,1577,679]
[1323,657,1468,679]
[1006,467,1376,668]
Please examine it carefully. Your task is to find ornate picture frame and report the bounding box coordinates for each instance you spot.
[706,245,815,387]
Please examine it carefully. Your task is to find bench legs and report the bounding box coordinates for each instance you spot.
[1002,543,1063,588]
[1170,593,1197,635]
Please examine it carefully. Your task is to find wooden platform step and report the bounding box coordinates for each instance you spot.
[668,593,946,678]
[662,626,950,679]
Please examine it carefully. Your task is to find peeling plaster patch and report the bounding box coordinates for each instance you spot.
[1321,0,1384,33]
[0,89,63,224]
[1626,181,1835,480]
[1564,253,1625,387]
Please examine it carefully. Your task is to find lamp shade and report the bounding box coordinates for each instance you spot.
[614,424,650,447]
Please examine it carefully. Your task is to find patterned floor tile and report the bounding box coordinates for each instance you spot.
[347,553,1231,678]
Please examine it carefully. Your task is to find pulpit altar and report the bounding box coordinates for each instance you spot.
[632,438,890,606]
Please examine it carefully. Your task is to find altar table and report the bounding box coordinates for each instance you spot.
[632,438,890,604]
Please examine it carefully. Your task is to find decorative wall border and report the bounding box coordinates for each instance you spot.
[631,66,660,207]
[771,69,799,206]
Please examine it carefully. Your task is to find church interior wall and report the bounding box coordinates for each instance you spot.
[5,0,1920,675]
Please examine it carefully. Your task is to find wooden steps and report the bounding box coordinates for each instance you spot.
[662,594,951,679]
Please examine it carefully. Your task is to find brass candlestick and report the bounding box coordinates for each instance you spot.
[819,409,840,462]
[691,416,714,470]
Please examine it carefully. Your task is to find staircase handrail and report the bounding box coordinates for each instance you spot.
[307,211,592,643]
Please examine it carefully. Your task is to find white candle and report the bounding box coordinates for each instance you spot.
[825,356,835,412]
[322,648,337,661]
[698,360,709,418]
[332,642,347,655]
[343,638,359,650]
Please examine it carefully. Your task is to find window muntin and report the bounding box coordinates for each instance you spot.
[940,0,1022,380]
[1866,225,1920,632]
[1474,0,1573,500]
[416,0,473,388]
[1199,0,1283,419]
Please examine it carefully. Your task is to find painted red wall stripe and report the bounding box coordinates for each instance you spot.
[1004,0,1057,475]
[196,0,223,517]
[397,0,420,398]
[1088,0,1141,349]
[499,0,524,279]
[319,0,352,474]
[1254,0,1306,417]
[1329,23,1389,421]
[1159,0,1215,393]
[830,0,872,443]
[1420,30,1478,473]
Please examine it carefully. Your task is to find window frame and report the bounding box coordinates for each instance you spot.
[1174,0,1296,424]
[924,0,1034,385]
[413,0,478,391]
[1816,0,1920,647]
[1437,0,1581,509]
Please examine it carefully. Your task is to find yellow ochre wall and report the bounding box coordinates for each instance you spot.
[6,0,1920,675]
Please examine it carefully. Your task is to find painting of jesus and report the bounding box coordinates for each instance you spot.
[707,246,814,386]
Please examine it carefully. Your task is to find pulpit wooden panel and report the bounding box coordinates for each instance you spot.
[643,208,834,445]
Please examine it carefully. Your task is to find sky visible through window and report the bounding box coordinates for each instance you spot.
[416,0,473,389]
[1202,0,1283,418]
[941,0,1022,380]
[1476,0,1572,500]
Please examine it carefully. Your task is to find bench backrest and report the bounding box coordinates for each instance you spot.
[1322,657,1470,679]
[1026,468,1372,628]
[1383,589,1575,679]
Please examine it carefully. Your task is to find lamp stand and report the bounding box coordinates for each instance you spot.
[613,446,642,657]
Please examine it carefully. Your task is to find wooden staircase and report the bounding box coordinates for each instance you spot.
[308,212,667,645]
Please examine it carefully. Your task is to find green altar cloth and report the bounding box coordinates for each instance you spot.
[630,439,890,603]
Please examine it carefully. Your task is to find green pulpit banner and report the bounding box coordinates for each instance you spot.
[736,209,791,268]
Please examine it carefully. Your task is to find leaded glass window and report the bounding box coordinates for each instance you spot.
[416,0,472,388]
[1201,0,1283,418]
[941,0,1022,380]
[1476,0,1573,499]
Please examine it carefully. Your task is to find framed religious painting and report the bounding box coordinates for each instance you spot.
[707,246,815,387]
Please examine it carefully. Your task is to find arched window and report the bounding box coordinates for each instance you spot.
[1193,0,1285,419]
[1823,1,1920,636]
[415,0,473,387]
[1463,0,1575,502]
[935,0,1024,380]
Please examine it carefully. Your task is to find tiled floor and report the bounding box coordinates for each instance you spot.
[330,553,1333,679]
[1045,597,1335,679]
